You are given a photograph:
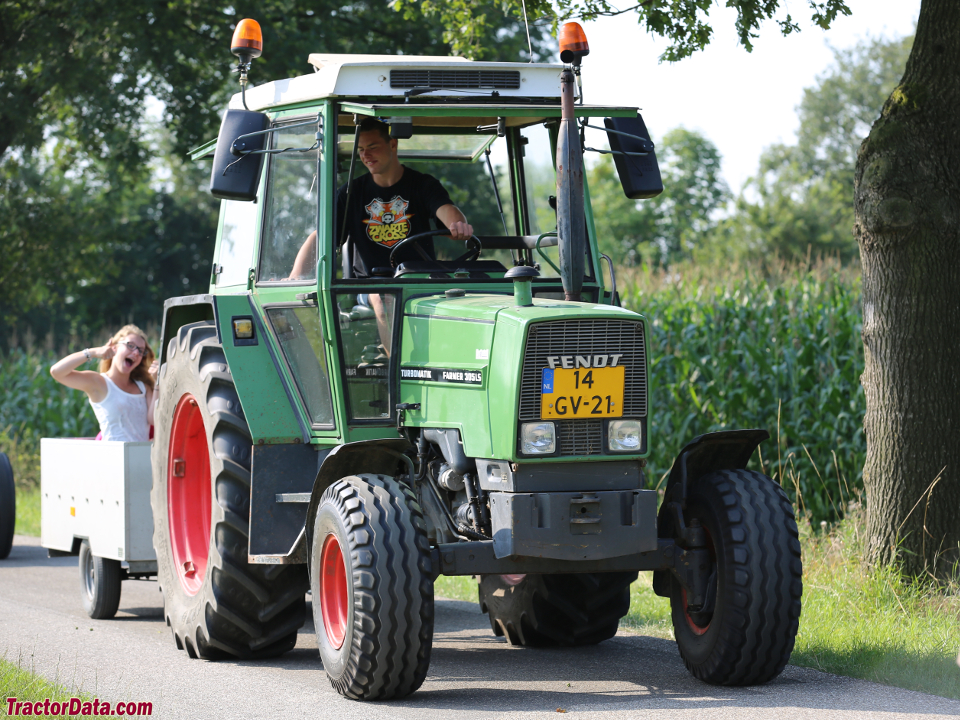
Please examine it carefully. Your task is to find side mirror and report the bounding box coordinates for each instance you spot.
[210,109,269,201]
[604,115,663,200]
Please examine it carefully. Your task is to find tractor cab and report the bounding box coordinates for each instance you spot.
[189,50,659,442]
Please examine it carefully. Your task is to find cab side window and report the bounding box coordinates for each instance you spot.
[217,200,259,286]
[259,123,319,283]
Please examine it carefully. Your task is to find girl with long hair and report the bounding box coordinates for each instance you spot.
[50,324,158,442]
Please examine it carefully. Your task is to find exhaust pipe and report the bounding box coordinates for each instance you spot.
[555,68,585,302]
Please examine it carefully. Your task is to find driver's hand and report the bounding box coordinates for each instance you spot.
[447,221,474,241]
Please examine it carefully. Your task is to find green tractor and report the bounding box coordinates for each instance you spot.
[151,18,802,700]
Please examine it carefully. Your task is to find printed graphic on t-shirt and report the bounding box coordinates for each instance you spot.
[364,196,414,247]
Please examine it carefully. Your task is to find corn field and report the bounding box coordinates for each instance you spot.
[624,260,864,523]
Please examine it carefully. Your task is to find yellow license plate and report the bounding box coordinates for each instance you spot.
[540,366,625,419]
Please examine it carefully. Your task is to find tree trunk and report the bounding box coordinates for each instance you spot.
[855,0,960,575]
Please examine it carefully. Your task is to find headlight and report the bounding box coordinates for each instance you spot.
[608,420,642,452]
[521,422,556,454]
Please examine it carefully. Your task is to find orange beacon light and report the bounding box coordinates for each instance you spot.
[231,19,263,62]
[559,22,589,65]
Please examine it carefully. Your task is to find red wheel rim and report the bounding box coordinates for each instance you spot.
[501,574,526,586]
[681,587,711,636]
[319,533,348,649]
[681,524,715,637]
[167,394,211,596]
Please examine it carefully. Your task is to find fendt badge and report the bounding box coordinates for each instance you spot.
[545,354,623,369]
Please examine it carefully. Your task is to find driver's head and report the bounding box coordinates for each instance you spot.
[357,118,399,178]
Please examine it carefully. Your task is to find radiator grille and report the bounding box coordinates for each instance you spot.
[519,319,648,422]
[558,420,604,456]
[390,70,521,90]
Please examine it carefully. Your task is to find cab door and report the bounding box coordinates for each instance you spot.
[249,114,342,443]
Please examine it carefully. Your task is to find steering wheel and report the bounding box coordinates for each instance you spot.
[389,229,483,268]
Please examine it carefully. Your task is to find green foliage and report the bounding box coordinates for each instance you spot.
[0,349,100,444]
[732,33,913,261]
[0,139,219,340]
[405,0,851,62]
[623,260,864,524]
[15,486,41,538]
[590,128,729,265]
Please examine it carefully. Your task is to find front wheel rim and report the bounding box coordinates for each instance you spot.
[681,524,716,636]
[167,394,212,596]
[319,533,348,649]
[681,587,711,636]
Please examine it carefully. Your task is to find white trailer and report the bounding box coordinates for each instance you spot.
[41,438,156,618]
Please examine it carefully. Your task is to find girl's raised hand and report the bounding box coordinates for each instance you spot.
[97,342,116,361]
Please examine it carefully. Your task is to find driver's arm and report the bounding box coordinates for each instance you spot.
[436,204,473,241]
[286,231,317,280]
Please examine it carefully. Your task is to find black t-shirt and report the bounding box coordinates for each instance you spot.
[337,166,452,276]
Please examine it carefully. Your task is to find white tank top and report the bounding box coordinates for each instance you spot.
[89,375,151,442]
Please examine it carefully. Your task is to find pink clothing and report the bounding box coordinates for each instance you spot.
[89,375,150,442]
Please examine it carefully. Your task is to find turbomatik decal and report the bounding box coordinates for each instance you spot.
[401,367,483,384]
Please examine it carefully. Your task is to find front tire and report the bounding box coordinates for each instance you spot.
[669,469,803,685]
[312,474,434,700]
[0,452,14,559]
[79,540,121,619]
[152,321,308,659]
[478,571,637,646]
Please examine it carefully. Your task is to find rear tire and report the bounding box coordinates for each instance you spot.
[478,571,637,646]
[79,540,121,619]
[312,474,434,700]
[152,321,308,660]
[668,469,802,685]
[0,452,14,559]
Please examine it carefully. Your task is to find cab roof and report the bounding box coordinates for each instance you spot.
[228,54,573,112]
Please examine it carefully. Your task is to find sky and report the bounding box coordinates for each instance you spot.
[575,0,921,193]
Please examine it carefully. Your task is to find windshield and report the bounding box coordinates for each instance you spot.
[332,118,593,281]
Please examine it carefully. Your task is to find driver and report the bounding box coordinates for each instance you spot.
[287,117,474,279]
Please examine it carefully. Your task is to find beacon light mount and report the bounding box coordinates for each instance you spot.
[231,19,263,111]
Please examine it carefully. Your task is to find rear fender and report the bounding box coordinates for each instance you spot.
[159,295,216,366]
[304,438,413,574]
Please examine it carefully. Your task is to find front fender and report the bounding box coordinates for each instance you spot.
[652,429,769,599]
[303,438,413,573]
[662,429,770,508]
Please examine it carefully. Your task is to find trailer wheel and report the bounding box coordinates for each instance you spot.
[669,469,802,685]
[0,452,14,559]
[312,474,434,700]
[478,571,637,646]
[78,540,121,619]
[152,321,308,660]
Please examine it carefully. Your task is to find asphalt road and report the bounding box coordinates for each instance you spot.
[2,535,958,720]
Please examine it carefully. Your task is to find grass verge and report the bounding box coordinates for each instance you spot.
[14,486,41,539]
[791,509,960,699]
[1,656,121,718]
